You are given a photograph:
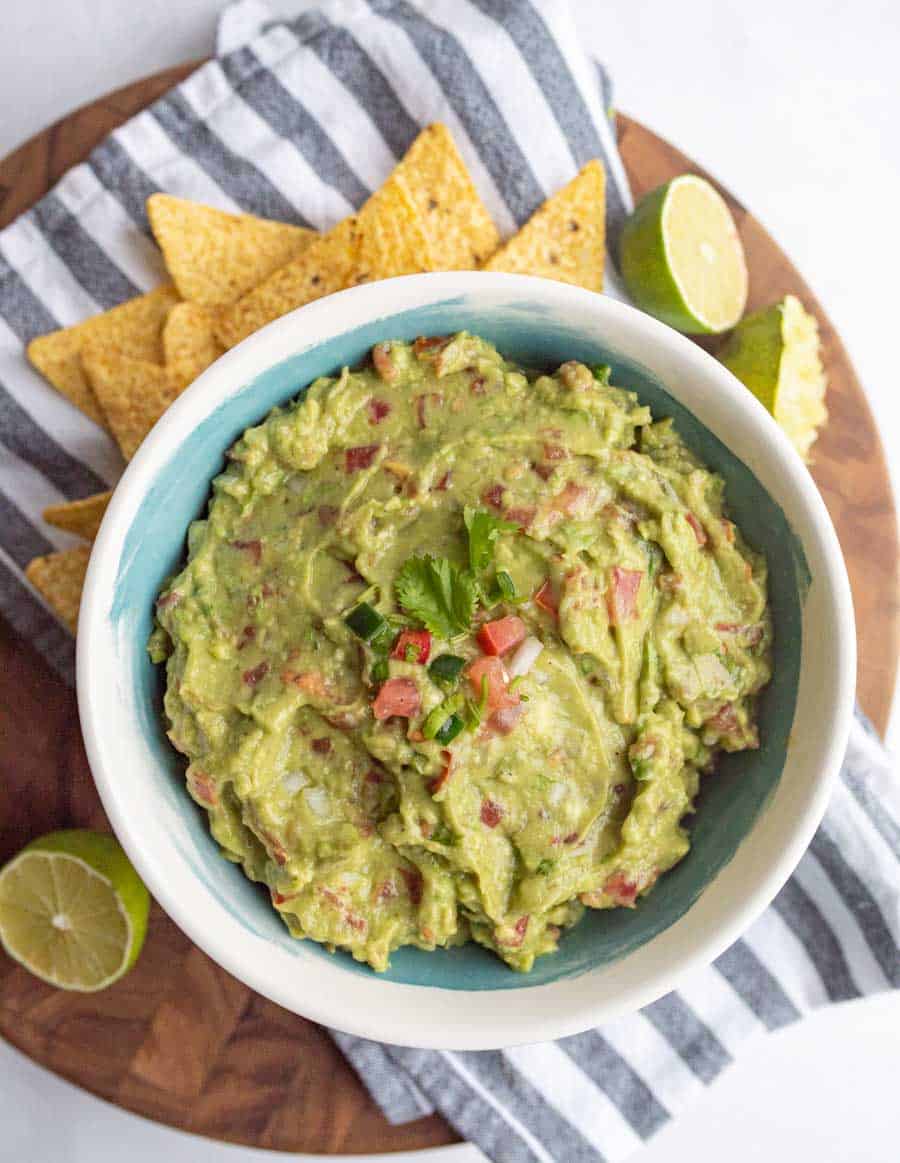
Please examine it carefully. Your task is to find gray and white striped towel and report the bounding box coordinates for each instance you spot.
[1,2,897,1160]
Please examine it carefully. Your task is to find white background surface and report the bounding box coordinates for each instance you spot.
[1,1,898,1160]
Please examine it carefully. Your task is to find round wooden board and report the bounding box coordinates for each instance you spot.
[0,64,897,1156]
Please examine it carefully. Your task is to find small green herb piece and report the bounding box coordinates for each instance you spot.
[578,654,595,676]
[429,653,466,686]
[495,570,517,601]
[431,822,455,845]
[370,656,389,684]
[536,858,555,876]
[435,713,465,745]
[396,555,477,639]
[592,364,612,386]
[404,642,420,663]
[344,601,388,642]
[464,507,517,574]
[422,693,465,740]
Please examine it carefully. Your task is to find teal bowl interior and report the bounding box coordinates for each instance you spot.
[115,297,805,990]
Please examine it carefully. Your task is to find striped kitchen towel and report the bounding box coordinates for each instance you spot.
[0,1,897,1160]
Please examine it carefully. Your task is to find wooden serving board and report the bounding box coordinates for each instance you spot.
[0,64,897,1156]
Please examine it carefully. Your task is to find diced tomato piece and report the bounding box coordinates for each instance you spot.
[366,768,386,784]
[237,625,255,649]
[376,879,398,901]
[242,660,269,686]
[231,538,262,565]
[477,615,526,656]
[490,704,524,734]
[156,590,181,609]
[372,678,421,720]
[311,737,332,754]
[685,512,708,546]
[467,656,519,713]
[505,505,536,529]
[428,750,454,795]
[543,442,568,462]
[533,462,555,481]
[317,504,339,526]
[345,444,380,472]
[470,374,486,395]
[413,335,450,357]
[371,343,397,382]
[534,578,559,616]
[496,915,530,947]
[400,866,423,905]
[604,871,639,906]
[480,799,504,828]
[553,481,590,515]
[368,397,392,424]
[482,482,506,509]
[391,628,432,664]
[282,669,329,699]
[187,768,218,807]
[607,567,643,625]
[434,470,452,492]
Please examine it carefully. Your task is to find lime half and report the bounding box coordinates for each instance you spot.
[620,174,748,334]
[0,830,149,991]
[719,294,828,461]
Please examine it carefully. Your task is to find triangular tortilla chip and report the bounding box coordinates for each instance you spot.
[82,345,183,461]
[163,302,224,388]
[26,544,92,634]
[483,161,606,291]
[394,123,500,269]
[217,176,434,349]
[147,194,316,308]
[26,285,180,426]
[42,491,112,541]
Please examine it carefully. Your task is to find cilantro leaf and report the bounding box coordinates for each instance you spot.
[592,364,612,386]
[464,507,517,574]
[395,555,476,639]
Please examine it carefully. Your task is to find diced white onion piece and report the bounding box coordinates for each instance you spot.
[508,635,543,678]
[303,785,331,818]
[282,770,309,795]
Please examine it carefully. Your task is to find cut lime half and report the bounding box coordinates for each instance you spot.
[0,830,149,992]
[620,174,748,334]
[719,294,828,461]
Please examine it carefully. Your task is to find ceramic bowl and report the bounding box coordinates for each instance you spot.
[78,272,855,1049]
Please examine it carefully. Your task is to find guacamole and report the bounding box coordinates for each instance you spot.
[151,334,771,972]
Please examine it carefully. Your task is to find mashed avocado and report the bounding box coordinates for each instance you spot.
[151,334,771,972]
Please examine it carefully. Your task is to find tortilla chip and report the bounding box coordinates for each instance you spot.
[394,123,500,269]
[25,544,91,634]
[163,302,224,388]
[42,491,112,541]
[26,285,180,426]
[217,176,434,349]
[483,161,606,291]
[82,344,183,461]
[147,194,316,308]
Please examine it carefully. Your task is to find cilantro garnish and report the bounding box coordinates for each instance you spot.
[395,555,477,640]
[464,507,517,575]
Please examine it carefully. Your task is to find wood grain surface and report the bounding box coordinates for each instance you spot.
[0,63,897,1156]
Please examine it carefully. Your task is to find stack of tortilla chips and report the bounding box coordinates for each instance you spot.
[24,124,606,633]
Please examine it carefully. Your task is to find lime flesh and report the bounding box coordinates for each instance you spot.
[0,830,149,992]
[719,294,828,460]
[620,174,748,334]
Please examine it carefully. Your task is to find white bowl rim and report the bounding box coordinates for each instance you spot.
[77,271,856,1050]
